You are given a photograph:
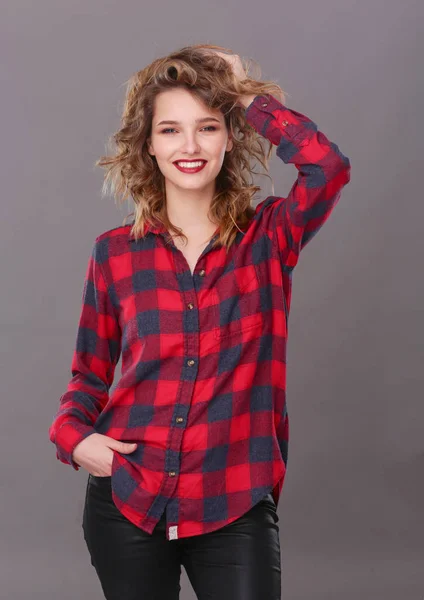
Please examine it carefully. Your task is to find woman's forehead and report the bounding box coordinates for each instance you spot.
[152,89,223,122]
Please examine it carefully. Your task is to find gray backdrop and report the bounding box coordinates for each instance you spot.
[1,0,423,598]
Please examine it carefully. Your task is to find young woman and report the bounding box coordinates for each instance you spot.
[49,44,351,600]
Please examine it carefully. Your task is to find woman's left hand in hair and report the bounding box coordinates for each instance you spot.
[212,51,256,108]
[214,51,247,81]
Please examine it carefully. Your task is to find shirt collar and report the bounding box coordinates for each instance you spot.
[128,220,224,243]
[128,219,167,240]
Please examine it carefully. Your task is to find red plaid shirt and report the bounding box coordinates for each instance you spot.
[49,94,351,540]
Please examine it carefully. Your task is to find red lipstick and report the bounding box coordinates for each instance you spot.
[173,160,207,174]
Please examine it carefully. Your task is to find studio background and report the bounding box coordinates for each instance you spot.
[1,0,423,598]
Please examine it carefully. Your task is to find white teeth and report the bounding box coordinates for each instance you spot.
[176,161,205,168]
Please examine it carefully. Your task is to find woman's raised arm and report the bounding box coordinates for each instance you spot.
[244,93,351,269]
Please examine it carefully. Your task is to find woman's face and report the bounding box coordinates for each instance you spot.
[147,88,233,193]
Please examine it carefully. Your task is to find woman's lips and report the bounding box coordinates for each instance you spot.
[173,161,207,174]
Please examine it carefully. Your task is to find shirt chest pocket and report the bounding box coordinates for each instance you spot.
[211,266,264,340]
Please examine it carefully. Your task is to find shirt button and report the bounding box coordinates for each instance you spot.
[187,359,195,366]
[262,102,268,107]
[199,269,205,276]
[168,471,176,477]
[187,303,194,310]
[282,120,289,126]
[176,417,184,423]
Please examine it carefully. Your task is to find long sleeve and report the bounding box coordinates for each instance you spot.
[245,94,351,269]
[48,238,122,470]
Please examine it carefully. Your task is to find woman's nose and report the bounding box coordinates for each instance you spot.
[180,135,201,154]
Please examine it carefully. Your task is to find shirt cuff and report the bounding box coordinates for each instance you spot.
[54,422,96,471]
[244,94,305,146]
[244,93,285,117]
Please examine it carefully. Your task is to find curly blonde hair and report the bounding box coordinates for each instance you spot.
[96,43,287,250]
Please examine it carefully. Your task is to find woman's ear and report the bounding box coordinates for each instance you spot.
[226,136,234,153]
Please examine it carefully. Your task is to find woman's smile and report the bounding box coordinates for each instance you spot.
[173,160,208,174]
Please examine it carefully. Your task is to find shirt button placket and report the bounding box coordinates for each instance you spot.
[163,266,202,510]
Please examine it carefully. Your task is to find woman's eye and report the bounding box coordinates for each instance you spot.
[160,126,217,134]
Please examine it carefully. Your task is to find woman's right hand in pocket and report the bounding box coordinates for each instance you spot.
[71,433,137,476]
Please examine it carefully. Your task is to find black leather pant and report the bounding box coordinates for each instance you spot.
[82,474,282,600]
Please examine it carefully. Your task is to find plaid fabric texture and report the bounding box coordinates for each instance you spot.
[49,94,351,540]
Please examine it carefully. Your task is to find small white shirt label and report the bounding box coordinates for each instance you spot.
[169,525,178,540]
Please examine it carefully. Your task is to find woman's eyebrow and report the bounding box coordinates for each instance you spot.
[155,117,221,127]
